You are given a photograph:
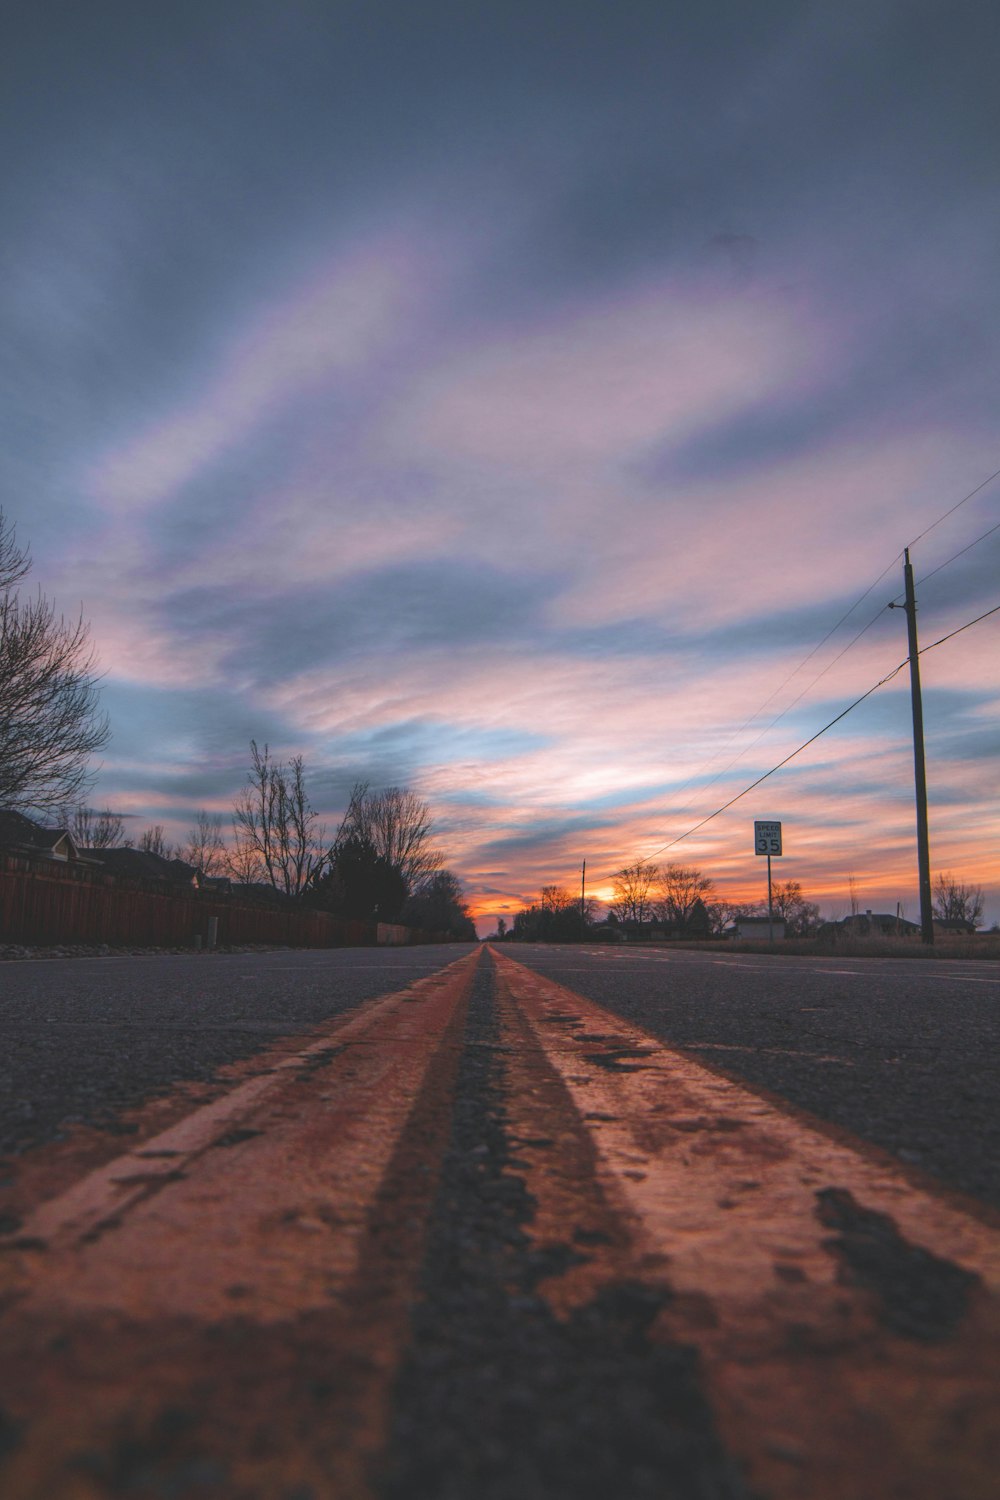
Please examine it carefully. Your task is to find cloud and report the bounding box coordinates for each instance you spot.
[88,233,433,515]
[6,2,999,932]
[392,275,824,477]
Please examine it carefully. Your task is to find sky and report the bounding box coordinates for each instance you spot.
[3,0,999,933]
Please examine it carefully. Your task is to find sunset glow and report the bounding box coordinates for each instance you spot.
[4,3,998,933]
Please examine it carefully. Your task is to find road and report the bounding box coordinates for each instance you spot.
[1,942,998,1499]
[500,942,1000,1208]
[0,945,477,1158]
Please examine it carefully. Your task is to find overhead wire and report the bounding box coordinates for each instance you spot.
[920,601,1000,652]
[653,576,899,824]
[661,462,1000,826]
[904,463,1000,552]
[896,518,1000,599]
[721,554,902,728]
[622,598,1000,869]
[683,598,892,805]
[726,460,999,746]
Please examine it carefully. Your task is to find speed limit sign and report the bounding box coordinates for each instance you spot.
[754,821,782,856]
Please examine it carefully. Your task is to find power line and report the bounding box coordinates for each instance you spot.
[626,598,1000,869]
[780,459,1000,699]
[889,519,1000,606]
[921,600,1000,652]
[905,463,1000,551]
[655,463,999,823]
[915,519,1000,588]
[658,572,900,817]
[638,659,908,861]
[729,557,902,725]
[660,599,893,820]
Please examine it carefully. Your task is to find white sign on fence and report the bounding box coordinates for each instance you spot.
[754,820,782,856]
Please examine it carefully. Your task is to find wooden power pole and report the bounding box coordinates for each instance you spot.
[897,549,935,945]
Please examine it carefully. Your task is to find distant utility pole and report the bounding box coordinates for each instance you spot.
[892,549,934,945]
[580,860,587,928]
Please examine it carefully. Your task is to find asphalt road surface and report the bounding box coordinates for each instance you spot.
[3,942,997,1206]
[0,945,478,1158]
[501,943,1000,1209]
[1,942,997,1500]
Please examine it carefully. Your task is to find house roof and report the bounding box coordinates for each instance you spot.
[86,848,199,885]
[229,882,296,906]
[0,809,80,859]
[838,912,920,932]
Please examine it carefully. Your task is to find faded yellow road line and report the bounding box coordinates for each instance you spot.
[493,948,1000,1500]
[0,948,481,1500]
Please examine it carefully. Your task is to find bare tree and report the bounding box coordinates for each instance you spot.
[63,805,126,848]
[714,897,766,931]
[704,896,743,935]
[182,811,227,876]
[770,879,821,936]
[332,783,441,895]
[232,741,325,896]
[932,873,984,930]
[610,861,659,926]
[139,824,175,859]
[0,510,109,812]
[657,863,716,932]
[226,823,263,886]
[539,884,572,912]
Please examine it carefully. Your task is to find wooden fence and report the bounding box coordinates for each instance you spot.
[0,855,447,949]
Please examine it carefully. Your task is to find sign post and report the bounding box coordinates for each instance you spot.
[754,821,783,942]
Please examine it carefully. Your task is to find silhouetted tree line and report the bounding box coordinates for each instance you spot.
[508,861,823,942]
[196,748,474,938]
[510,885,596,943]
[62,744,476,939]
[605,860,820,938]
[4,511,990,947]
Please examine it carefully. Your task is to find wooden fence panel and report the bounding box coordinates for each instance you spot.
[0,857,393,950]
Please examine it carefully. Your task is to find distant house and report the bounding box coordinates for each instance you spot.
[831,911,920,938]
[730,916,786,942]
[933,916,977,936]
[0,809,86,865]
[85,847,200,889]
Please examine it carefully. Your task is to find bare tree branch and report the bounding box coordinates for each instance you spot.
[231,741,325,895]
[0,510,108,811]
[332,783,441,895]
[138,824,175,859]
[610,861,659,926]
[932,873,984,929]
[182,811,227,876]
[63,805,126,848]
[656,863,716,932]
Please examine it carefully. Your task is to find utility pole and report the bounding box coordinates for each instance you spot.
[893,549,934,945]
[580,860,587,931]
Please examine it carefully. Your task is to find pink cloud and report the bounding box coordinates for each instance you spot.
[256,615,999,922]
[393,279,822,469]
[88,233,432,515]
